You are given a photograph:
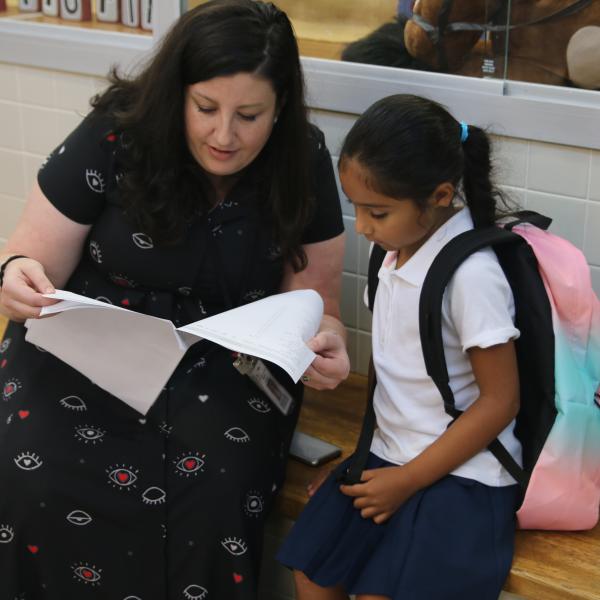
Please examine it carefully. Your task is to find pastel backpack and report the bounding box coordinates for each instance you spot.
[342,211,600,530]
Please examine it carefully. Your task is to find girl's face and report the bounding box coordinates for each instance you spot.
[340,158,453,256]
[184,72,278,180]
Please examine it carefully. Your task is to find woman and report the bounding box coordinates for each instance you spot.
[0,1,348,598]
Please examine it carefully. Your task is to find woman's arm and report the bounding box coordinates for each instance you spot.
[341,340,520,523]
[0,181,91,321]
[280,232,350,390]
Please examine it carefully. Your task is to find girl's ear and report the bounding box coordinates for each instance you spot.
[431,182,455,207]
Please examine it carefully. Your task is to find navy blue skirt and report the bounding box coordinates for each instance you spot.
[277,453,519,600]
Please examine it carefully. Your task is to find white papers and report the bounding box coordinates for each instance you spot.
[25,289,323,415]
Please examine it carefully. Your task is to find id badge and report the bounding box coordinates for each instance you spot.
[233,354,295,416]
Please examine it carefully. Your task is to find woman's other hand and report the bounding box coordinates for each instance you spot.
[0,256,57,322]
[302,329,350,390]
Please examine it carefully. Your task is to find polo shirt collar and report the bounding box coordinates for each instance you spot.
[387,207,474,287]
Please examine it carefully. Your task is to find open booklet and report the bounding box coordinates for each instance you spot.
[24,289,323,415]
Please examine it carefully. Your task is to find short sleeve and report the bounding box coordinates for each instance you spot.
[446,249,520,352]
[37,112,113,224]
[300,126,344,244]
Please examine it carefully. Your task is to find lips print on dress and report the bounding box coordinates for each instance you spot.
[132,233,154,250]
[173,452,205,477]
[14,451,43,471]
[66,510,92,526]
[107,465,139,490]
[183,584,208,600]
[85,169,105,193]
[72,562,102,586]
[3,378,21,400]
[0,524,14,543]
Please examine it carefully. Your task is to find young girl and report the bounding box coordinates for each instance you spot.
[277,94,522,600]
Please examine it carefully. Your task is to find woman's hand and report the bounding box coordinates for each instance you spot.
[302,330,350,390]
[339,465,419,524]
[0,257,57,322]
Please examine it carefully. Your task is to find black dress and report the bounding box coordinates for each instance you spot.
[0,113,343,600]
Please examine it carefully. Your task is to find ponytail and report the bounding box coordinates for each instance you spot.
[461,125,501,228]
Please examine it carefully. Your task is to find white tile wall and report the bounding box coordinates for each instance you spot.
[0,64,98,245]
[1,62,600,375]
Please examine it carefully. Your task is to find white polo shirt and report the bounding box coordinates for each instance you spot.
[368,208,522,487]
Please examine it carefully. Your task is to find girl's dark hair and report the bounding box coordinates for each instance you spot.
[92,0,311,269]
[339,94,508,227]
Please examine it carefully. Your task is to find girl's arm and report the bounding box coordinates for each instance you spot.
[341,340,519,523]
[280,232,350,390]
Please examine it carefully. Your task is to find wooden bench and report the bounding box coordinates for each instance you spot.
[278,373,600,600]
[2,315,597,598]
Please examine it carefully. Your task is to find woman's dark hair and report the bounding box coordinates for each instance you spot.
[339,94,508,227]
[92,0,311,269]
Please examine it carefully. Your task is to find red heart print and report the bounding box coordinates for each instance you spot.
[18,410,29,419]
[121,299,130,306]
[233,573,243,584]
[1,359,7,368]
[117,471,129,483]
[27,545,39,554]
[184,459,196,470]
[106,133,117,142]
[82,569,94,579]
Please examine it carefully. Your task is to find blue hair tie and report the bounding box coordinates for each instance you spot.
[459,121,469,143]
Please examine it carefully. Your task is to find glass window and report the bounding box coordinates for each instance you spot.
[184,0,600,91]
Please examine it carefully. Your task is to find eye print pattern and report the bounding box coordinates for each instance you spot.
[0,338,11,353]
[224,427,250,443]
[243,289,265,302]
[72,562,102,586]
[59,395,87,412]
[109,273,137,288]
[95,296,113,304]
[132,233,154,250]
[107,465,139,490]
[141,486,166,506]
[0,524,14,543]
[3,378,21,400]
[173,452,205,477]
[183,584,208,600]
[185,358,207,374]
[244,491,264,518]
[89,240,103,263]
[85,169,105,193]
[74,425,106,445]
[221,537,248,556]
[247,397,271,413]
[14,452,43,471]
[66,510,92,526]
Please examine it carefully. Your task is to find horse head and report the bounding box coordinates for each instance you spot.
[405,0,504,71]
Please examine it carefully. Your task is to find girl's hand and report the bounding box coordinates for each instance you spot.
[301,330,350,390]
[0,257,57,322]
[339,466,419,524]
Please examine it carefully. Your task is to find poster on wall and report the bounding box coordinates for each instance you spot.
[19,0,41,12]
[59,0,92,21]
[140,0,152,31]
[96,0,120,23]
[121,0,140,28]
[42,0,59,17]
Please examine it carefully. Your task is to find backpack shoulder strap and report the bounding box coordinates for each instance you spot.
[419,225,528,486]
[367,244,387,312]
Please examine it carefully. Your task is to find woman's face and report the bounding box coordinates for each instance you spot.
[184,72,278,179]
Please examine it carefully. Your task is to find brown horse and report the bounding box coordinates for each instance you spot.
[404,0,600,86]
